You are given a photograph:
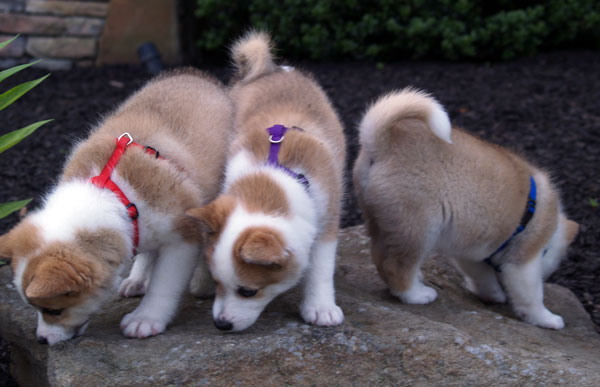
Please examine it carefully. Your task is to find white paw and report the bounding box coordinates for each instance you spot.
[393,283,438,304]
[120,312,166,338]
[119,277,146,298]
[523,309,565,330]
[300,302,344,327]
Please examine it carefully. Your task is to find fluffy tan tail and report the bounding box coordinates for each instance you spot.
[230,30,278,83]
[358,88,452,153]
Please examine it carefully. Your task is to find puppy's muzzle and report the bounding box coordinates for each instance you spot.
[214,318,233,331]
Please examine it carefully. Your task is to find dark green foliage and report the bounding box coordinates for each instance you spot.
[0,36,51,220]
[194,0,600,61]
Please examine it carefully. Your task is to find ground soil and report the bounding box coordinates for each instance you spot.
[0,51,598,384]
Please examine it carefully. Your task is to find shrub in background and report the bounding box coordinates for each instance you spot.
[194,0,600,61]
[0,36,52,221]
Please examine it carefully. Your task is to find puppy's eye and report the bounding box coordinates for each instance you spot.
[41,308,64,316]
[237,287,258,298]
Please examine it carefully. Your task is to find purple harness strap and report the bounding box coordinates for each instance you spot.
[266,124,310,189]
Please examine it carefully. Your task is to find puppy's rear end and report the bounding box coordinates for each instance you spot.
[354,89,579,329]
[354,89,452,305]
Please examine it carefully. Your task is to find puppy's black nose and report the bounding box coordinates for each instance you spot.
[37,336,48,345]
[214,318,233,331]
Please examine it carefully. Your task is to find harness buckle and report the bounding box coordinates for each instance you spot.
[125,203,139,221]
[269,135,284,144]
[143,145,160,159]
[118,132,134,146]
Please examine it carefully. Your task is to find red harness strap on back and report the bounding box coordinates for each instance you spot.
[90,133,162,255]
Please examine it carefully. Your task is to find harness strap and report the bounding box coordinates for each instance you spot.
[484,176,537,272]
[90,133,160,255]
[266,124,310,189]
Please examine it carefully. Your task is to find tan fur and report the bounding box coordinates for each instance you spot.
[63,69,231,209]
[229,173,290,216]
[23,247,95,299]
[354,89,578,301]
[22,229,127,299]
[186,195,237,235]
[564,219,579,245]
[230,30,278,84]
[0,221,42,264]
[59,67,233,247]
[233,226,296,288]
[1,68,234,335]
[228,69,346,241]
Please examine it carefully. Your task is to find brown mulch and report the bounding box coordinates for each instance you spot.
[0,51,598,382]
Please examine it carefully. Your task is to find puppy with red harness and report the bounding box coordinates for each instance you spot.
[0,68,233,344]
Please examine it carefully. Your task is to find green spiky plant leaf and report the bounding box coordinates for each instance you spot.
[0,35,51,220]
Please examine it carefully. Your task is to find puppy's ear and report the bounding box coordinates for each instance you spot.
[186,196,236,235]
[0,233,12,260]
[25,258,93,299]
[239,228,289,268]
[0,220,41,261]
[564,219,579,245]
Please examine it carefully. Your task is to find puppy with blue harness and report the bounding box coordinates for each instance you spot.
[353,88,579,329]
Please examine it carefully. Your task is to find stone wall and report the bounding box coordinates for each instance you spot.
[0,0,180,70]
[0,0,109,70]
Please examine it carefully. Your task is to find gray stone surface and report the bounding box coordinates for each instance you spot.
[1,225,599,386]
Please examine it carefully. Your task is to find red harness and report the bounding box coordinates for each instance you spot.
[90,133,163,255]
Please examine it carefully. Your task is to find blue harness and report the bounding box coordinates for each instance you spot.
[484,176,537,272]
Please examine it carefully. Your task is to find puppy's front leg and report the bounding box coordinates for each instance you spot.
[500,254,564,329]
[119,252,157,298]
[121,242,199,338]
[300,238,344,326]
[189,254,216,299]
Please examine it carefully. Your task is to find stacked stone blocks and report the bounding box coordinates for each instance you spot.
[0,0,109,70]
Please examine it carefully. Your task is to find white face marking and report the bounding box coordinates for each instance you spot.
[36,312,75,345]
[213,286,282,331]
[32,275,122,345]
[210,205,315,331]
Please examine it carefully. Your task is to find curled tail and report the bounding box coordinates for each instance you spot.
[358,88,452,153]
[230,30,278,83]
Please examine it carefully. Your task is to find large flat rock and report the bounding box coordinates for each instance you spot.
[1,226,599,386]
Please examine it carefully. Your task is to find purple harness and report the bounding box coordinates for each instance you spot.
[266,124,310,189]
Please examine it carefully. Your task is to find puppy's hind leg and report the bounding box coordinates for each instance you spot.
[500,252,564,329]
[384,239,437,304]
[119,252,157,298]
[454,258,506,303]
[121,242,199,338]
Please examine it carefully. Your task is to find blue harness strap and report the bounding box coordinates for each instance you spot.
[484,176,537,273]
